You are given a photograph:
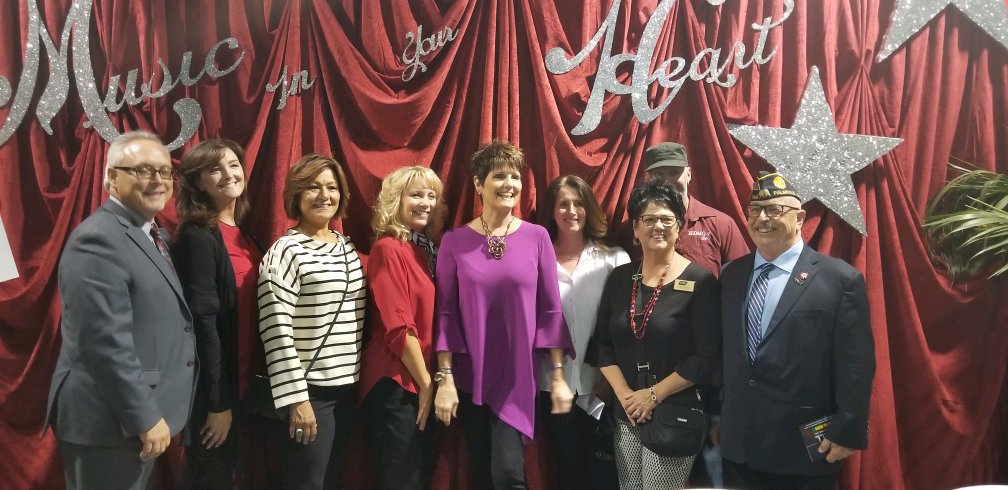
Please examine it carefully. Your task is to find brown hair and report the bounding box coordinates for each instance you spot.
[469,140,525,183]
[282,154,350,220]
[540,175,610,248]
[176,139,249,230]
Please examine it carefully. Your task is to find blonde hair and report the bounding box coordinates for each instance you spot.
[371,166,445,242]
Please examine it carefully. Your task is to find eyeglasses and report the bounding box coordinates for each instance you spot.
[638,214,679,227]
[114,165,176,180]
[746,204,801,219]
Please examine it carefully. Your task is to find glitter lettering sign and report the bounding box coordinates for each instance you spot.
[0,0,245,151]
[545,0,793,135]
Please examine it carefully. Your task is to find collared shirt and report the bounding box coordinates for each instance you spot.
[108,196,155,243]
[750,239,804,335]
[537,241,630,395]
[676,197,750,277]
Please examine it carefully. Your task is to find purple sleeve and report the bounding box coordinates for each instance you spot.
[532,228,575,358]
[434,233,467,354]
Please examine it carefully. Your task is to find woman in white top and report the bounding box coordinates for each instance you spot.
[258,154,366,490]
[538,175,629,490]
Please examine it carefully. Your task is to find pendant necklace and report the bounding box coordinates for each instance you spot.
[479,214,515,260]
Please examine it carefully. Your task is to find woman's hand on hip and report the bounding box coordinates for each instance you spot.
[288,400,317,445]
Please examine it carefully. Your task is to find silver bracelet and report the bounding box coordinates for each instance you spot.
[649,386,659,403]
[552,362,564,370]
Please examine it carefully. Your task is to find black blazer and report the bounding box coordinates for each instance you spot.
[719,245,875,476]
[172,224,261,416]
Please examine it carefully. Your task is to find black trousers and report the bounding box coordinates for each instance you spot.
[458,391,526,490]
[723,459,838,490]
[181,407,239,489]
[59,440,155,490]
[284,384,356,490]
[361,377,435,490]
[536,392,619,490]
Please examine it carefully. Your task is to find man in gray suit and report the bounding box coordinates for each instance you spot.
[46,131,197,489]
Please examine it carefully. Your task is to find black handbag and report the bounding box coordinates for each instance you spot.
[632,326,707,457]
[245,374,288,421]
[639,388,707,457]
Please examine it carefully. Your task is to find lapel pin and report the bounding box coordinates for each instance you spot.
[794,271,809,285]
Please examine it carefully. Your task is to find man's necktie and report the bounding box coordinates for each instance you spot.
[150,222,174,268]
[746,263,773,363]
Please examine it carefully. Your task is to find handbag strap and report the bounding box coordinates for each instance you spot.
[302,236,351,377]
[630,282,700,405]
[632,280,655,385]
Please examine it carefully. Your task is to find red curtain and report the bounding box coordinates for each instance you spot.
[1,1,1006,488]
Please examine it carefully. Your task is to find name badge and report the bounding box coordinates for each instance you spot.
[672,279,695,292]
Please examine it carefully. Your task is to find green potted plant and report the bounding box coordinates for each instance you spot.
[923,164,1008,282]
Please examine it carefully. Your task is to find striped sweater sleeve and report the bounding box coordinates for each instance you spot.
[257,237,310,408]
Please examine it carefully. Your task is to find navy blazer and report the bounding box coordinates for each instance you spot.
[719,245,875,476]
[46,200,197,446]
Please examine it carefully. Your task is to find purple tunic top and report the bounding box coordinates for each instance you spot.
[435,222,574,441]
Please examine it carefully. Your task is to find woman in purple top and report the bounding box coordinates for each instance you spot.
[433,140,575,489]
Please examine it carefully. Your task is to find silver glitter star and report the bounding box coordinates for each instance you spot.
[728,67,903,235]
[877,0,1008,61]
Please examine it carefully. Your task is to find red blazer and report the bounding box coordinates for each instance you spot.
[358,236,435,400]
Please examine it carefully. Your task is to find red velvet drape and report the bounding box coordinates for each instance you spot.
[1,1,1006,489]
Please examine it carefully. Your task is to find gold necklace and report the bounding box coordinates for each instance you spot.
[479,214,515,260]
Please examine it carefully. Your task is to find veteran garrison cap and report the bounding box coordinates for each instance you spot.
[751,171,802,202]
[644,142,689,171]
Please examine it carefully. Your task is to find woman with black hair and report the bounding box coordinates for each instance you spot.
[589,180,720,489]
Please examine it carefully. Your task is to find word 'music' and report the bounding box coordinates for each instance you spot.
[546,0,793,135]
[0,0,244,151]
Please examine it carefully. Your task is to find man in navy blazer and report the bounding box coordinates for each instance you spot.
[718,172,875,489]
[46,131,197,489]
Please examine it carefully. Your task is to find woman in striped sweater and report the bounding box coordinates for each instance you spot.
[257,154,366,490]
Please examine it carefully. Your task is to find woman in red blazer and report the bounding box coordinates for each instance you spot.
[359,166,445,490]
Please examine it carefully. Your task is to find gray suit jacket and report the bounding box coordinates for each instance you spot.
[719,245,875,476]
[46,200,197,447]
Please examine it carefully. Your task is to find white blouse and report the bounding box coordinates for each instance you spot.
[539,241,630,399]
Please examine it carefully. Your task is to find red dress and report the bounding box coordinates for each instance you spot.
[218,222,263,399]
[359,236,436,399]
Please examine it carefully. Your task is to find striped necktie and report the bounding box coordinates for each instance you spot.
[746,263,774,363]
[150,222,174,268]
